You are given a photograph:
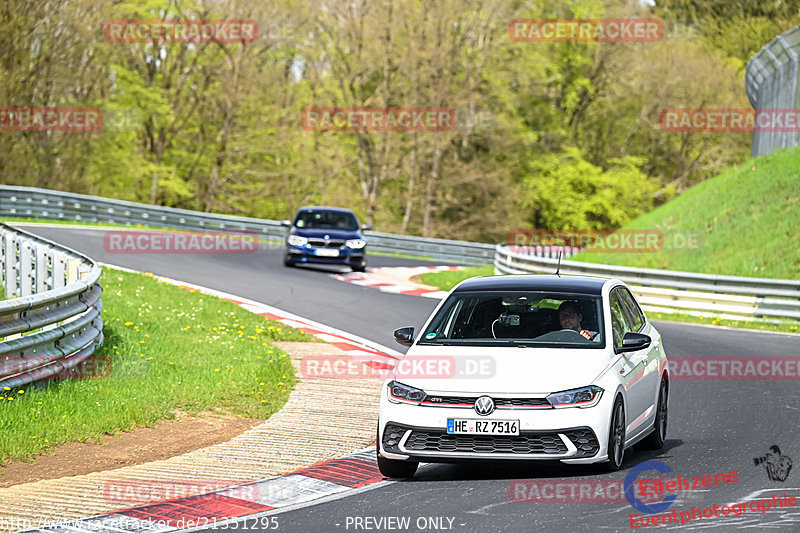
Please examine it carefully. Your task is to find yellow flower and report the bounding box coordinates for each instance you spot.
[215,368,220,372]
[124,321,133,326]
[18,390,24,394]
[3,387,9,391]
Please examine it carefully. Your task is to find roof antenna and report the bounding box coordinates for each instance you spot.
[555,248,563,277]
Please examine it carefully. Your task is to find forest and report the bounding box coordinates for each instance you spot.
[1,0,796,242]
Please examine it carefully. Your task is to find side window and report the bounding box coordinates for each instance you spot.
[617,287,645,332]
[609,290,632,349]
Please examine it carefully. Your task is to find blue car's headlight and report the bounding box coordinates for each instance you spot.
[387,381,426,404]
[287,235,308,246]
[346,239,366,249]
[546,385,603,408]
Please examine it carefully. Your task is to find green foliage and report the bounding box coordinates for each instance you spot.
[0,0,787,242]
[521,147,661,229]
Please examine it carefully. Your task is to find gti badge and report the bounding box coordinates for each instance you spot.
[474,395,495,416]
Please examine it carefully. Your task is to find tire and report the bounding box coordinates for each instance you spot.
[604,396,626,471]
[352,260,367,273]
[283,255,295,267]
[376,425,418,478]
[639,378,668,450]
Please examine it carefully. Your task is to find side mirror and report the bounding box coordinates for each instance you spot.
[280,220,291,227]
[393,327,414,347]
[361,223,373,231]
[616,332,651,353]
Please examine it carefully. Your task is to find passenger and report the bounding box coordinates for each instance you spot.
[558,301,597,340]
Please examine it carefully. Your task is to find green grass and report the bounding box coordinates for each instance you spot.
[0,267,310,466]
[420,265,493,290]
[2,216,175,231]
[570,146,800,280]
[648,310,800,335]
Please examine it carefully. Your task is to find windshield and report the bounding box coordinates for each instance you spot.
[294,210,359,231]
[419,291,605,348]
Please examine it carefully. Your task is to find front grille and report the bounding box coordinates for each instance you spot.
[494,398,550,407]
[308,238,345,248]
[424,395,476,406]
[562,428,600,457]
[423,395,550,408]
[405,430,568,455]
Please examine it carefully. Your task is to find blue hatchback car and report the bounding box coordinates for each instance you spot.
[282,206,370,271]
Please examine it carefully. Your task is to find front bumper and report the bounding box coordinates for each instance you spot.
[378,389,614,464]
[380,422,599,462]
[286,244,365,265]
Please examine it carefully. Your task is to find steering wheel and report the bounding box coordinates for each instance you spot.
[557,328,590,339]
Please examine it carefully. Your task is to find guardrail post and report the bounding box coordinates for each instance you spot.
[3,232,20,298]
[35,244,49,293]
[66,259,80,284]
[19,241,34,297]
[53,255,67,289]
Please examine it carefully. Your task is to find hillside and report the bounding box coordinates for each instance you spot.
[572,146,800,279]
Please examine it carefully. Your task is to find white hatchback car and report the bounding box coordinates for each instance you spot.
[377,275,669,478]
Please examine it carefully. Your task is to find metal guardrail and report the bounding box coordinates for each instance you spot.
[745,24,800,157]
[0,185,494,265]
[1,186,797,323]
[495,245,800,322]
[0,222,103,389]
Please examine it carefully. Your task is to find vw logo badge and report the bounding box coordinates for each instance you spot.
[474,396,495,416]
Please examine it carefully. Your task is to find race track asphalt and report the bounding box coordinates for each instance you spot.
[16,224,800,533]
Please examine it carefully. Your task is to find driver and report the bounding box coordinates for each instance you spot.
[558,301,597,340]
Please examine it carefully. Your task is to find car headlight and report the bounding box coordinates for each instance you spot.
[287,235,308,246]
[546,385,603,408]
[387,381,426,404]
[346,239,366,249]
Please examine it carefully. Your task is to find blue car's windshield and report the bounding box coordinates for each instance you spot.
[418,291,605,348]
[294,210,359,231]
